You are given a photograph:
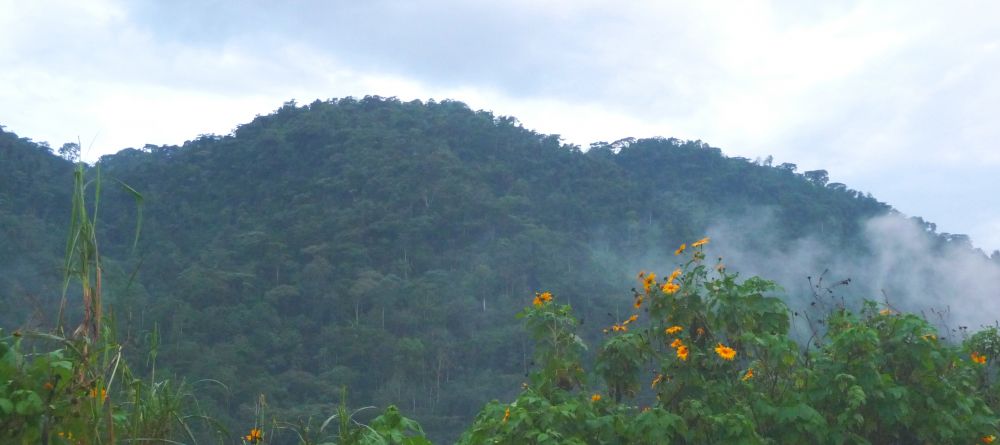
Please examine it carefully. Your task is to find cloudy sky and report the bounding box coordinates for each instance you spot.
[2,0,998,252]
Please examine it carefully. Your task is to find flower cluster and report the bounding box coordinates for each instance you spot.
[972,351,988,365]
[532,291,553,307]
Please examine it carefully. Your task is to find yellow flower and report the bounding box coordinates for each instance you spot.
[660,282,680,294]
[676,345,689,361]
[591,393,601,402]
[715,343,736,361]
[667,268,682,283]
[244,427,263,443]
[983,435,996,444]
[651,374,664,388]
[665,325,683,335]
[674,243,687,255]
[634,295,643,309]
[89,387,108,401]
[879,308,892,316]
[623,314,638,325]
[692,237,710,247]
[502,406,510,423]
[642,273,657,292]
[670,338,683,349]
[921,333,937,341]
[972,352,988,364]
[742,368,754,381]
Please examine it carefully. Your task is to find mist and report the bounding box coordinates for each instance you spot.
[702,208,1000,335]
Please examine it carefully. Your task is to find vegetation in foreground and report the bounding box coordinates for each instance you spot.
[3,221,998,442]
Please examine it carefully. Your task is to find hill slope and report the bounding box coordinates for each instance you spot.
[2,96,997,440]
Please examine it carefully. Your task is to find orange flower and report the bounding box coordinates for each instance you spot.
[667,268,682,283]
[692,237,710,247]
[642,273,657,292]
[670,338,683,349]
[634,295,643,309]
[983,435,996,444]
[715,343,736,361]
[43,382,54,391]
[651,374,664,388]
[742,368,754,381]
[89,387,107,401]
[665,325,683,335]
[591,393,601,402]
[676,345,689,361]
[502,406,510,423]
[533,291,553,306]
[972,352,988,365]
[660,282,680,294]
[244,427,263,443]
[674,243,687,255]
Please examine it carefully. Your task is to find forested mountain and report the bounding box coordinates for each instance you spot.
[1,97,997,441]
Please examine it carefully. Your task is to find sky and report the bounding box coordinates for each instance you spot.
[1,0,998,253]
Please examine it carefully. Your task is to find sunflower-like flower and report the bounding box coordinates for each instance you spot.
[715,343,736,361]
[502,406,510,423]
[667,268,682,283]
[651,374,664,388]
[972,351,988,364]
[665,325,683,335]
[634,295,643,309]
[244,427,263,443]
[642,273,657,292]
[982,434,996,444]
[692,237,710,247]
[591,393,601,402]
[674,243,687,255]
[661,282,680,294]
[676,345,689,361]
[670,338,684,349]
[742,368,754,381]
[532,291,553,307]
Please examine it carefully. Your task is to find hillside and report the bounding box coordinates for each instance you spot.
[2,96,998,441]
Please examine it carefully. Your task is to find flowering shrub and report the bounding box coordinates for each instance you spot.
[458,239,1000,444]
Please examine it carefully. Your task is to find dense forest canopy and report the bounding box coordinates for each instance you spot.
[2,96,998,441]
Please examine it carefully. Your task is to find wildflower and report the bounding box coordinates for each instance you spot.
[661,282,680,294]
[921,333,937,341]
[43,382,54,391]
[634,295,643,309]
[665,325,683,335]
[244,427,263,443]
[972,352,988,365]
[502,407,510,423]
[692,237,710,247]
[591,393,601,402]
[670,338,683,349]
[667,268,682,283]
[89,387,108,400]
[696,327,705,336]
[676,345,689,361]
[651,374,664,388]
[674,243,686,255]
[983,435,996,444]
[533,291,553,306]
[742,368,754,381]
[623,314,638,325]
[643,273,657,292]
[879,308,892,316]
[715,343,737,361]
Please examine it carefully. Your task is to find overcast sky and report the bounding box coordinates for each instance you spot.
[2,0,998,252]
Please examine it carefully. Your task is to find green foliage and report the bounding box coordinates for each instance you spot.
[460,239,1000,444]
[2,98,998,441]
